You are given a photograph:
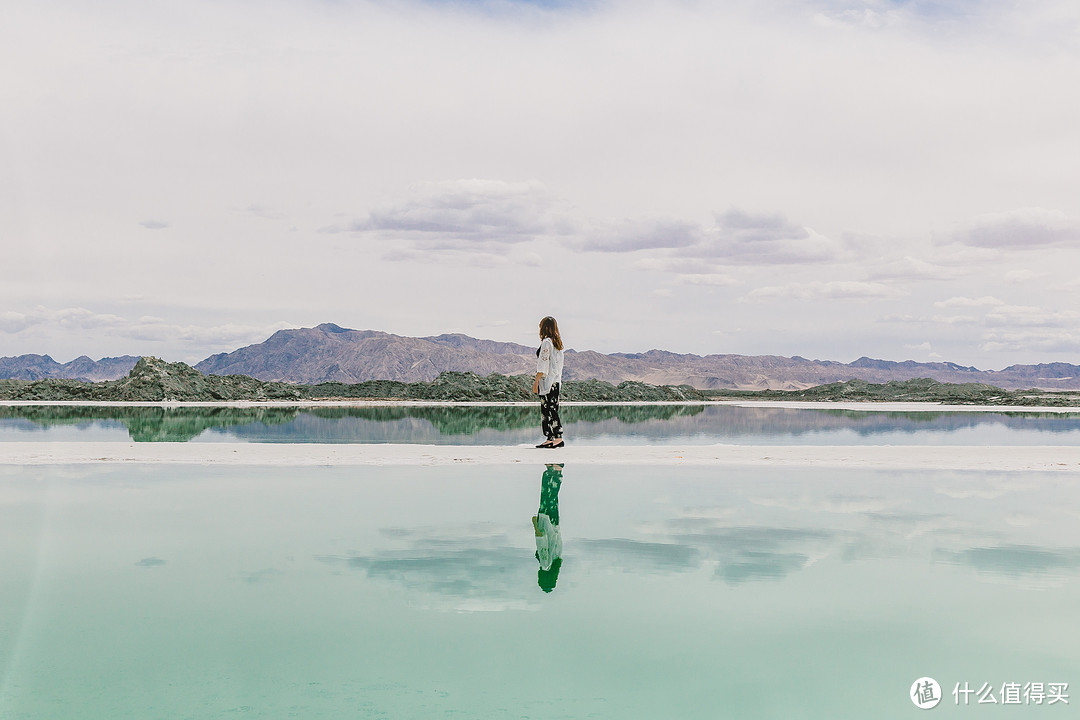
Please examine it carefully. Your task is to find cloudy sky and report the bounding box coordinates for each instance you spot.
[3,0,1080,367]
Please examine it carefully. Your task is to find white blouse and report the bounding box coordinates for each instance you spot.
[536,337,564,395]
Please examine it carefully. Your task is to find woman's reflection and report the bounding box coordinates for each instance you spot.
[532,463,563,593]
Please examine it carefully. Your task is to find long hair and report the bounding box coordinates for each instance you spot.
[539,316,563,351]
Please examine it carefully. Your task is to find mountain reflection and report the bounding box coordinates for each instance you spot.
[0,405,302,442]
[7,404,1080,443]
[0,404,707,442]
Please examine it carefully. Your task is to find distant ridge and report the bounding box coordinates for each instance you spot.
[0,354,139,382]
[6,324,1080,390]
[191,323,1080,390]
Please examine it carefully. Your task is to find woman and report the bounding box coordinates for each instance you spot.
[533,316,564,448]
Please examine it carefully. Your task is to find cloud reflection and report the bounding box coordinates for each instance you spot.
[936,545,1080,578]
[319,466,1080,603]
[319,527,539,611]
[577,538,700,573]
[717,551,809,585]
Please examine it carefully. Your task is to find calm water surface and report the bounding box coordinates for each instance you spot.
[1,463,1077,718]
[4,404,1080,445]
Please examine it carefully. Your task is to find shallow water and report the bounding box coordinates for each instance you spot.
[1,463,1077,718]
[4,404,1080,445]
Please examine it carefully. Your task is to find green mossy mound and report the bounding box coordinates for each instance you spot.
[3,359,1080,406]
[0,357,302,402]
[703,377,1080,406]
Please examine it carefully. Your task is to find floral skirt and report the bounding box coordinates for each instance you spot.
[540,382,562,440]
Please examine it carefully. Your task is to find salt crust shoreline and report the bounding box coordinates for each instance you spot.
[3,442,1080,472]
[1,400,1079,413]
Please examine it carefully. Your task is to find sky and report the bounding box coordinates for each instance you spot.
[2,0,1080,368]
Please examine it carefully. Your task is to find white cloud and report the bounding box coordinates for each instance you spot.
[343,187,838,272]
[812,0,1080,45]
[326,180,576,248]
[879,313,980,325]
[676,273,740,287]
[4,0,1080,366]
[934,296,1005,308]
[930,315,980,325]
[0,306,293,352]
[630,255,739,286]
[984,304,1079,328]
[915,298,1077,332]
[0,307,126,334]
[927,245,1003,267]
[55,307,128,329]
[742,281,906,302]
[867,255,962,281]
[679,210,840,265]
[578,218,701,253]
[951,208,1080,249]
[630,257,713,274]
[475,319,511,328]
[579,207,840,268]
[242,204,286,221]
[903,341,942,358]
[886,296,1080,356]
[981,329,1080,353]
[380,244,508,267]
[0,311,41,334]
[1003,269,1040,283]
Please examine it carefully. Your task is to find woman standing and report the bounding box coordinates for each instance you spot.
[533,316,565,448]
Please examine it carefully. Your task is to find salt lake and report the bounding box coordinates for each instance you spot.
[1,461,1078,718]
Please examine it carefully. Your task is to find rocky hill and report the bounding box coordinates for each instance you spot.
[194,324,537,384]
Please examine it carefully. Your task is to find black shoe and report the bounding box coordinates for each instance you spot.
[536,440,553,448]
[545,439,564,449]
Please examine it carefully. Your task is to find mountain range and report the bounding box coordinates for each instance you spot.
[0,353,142,382]
[3,322,1080,390]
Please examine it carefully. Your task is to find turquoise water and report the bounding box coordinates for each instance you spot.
[4,404,1080,444]
[2,463,1077,718]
